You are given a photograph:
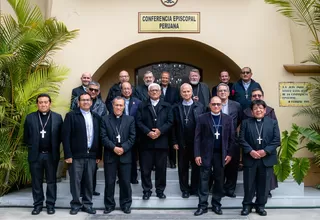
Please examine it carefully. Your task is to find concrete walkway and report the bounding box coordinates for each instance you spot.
[0,208,320,220]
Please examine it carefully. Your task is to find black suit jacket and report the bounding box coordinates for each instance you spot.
[24,111,63,163]
[239,117,280,167]
[161,84,180,105]
[227,99,242,131]
[172,102,205,147]
[136,99,173,150]
[194,112,235,168]
[62,108,102,160]
[71,85,101,108]
[101,114,135,164]
[135,85,149,102]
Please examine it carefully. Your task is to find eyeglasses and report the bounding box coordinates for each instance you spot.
[80,99,91,102]
[210,103,221,106]
[252,94,262,98]
[89,88,99,92]
[241,71,251,75]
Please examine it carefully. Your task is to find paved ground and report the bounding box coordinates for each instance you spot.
[0,208,320,220]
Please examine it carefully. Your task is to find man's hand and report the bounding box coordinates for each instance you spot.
[193,96,199,102]
[195,157,202,166]
[96,159,100,164]
[114,146,123,155]
[147,131,157,139]
[250,150,261,159]
[65,158,72,164]
[173,144,179,150]
[257,150,267,158]
[225,155,232,165]
[152,128,161,137]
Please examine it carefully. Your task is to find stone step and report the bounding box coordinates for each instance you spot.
[66,168,244,181]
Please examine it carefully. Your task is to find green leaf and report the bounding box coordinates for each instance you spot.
[292,158,310,185]
[280,128,299,159]
[295,125,320,145]
[274,159,291,182]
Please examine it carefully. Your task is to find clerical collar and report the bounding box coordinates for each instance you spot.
[39,110,50,116]
[114,114,122,119]
[182,99,194,106]
[256,118,263,122]
[211,112,221,116]
[80,108,90,114]
[150,99,160,106]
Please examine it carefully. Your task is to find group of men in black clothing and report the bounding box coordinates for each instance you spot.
[24,67,280,217]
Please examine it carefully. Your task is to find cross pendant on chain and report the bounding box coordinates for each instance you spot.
[40,129,46,138]
[214,130,220,139]
[184,118,189,124]
[257,136,263,145]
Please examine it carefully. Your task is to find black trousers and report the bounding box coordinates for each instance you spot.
[104,161,132,209]
[198,153,224,209]
[131,143,139,182]
[224,143,240,194]
[140,149,167,194]
[168,133,176,166]
[29,152,57,208]
[69,158,96,209]
[242,159,272,208]
[177,145,199,193]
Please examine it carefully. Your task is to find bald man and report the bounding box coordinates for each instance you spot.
[71,72,92,108]
[105,70,135,113]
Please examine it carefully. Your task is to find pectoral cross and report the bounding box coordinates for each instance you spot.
[116,134,121,143]
[245,93,248,99]
[257,136,263,145]
[184,118,189,124]
[40,129,46,138]
[214,130,220,140]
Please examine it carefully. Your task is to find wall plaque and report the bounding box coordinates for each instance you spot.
[138,12,200,33]
[279,82,311,107]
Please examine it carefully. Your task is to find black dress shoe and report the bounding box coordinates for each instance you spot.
[70,208,80,215]
[104,207,115,214]
[212,206,223,215]
[81,207,96,214]
[256,207,267,216]
[142,191,152,200]
[31,207,42,215]
[268,192,272,198]
[122,207,131,214]
[47,207,55,215]
[241,206,252,216]
[131,180,139,184]
[225,192,236,198]
[182,191,190,198]
[194,208,208,216]
[156,193,166,199]
[93,191,100,196]
[116,179,119,184]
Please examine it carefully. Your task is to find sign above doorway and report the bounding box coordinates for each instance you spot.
[161,0,178,7]
[138,12,200,33]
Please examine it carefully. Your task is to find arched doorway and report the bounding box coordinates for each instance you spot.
[93,37,241,100]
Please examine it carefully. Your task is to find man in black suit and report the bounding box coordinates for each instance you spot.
[194,96,235,216]
[189,69,211,107]
[239,100,280,216]
[172,83,204,198]
[62,93,102,215]
[242,88,278,198]
[24,94,63,215]
[101,96,136,214]
[160,71,180,169]
[70,72,91,108]
[135,71,155,102]
[136,83,173,200]
[105,70,133,113]
[121,82,142,184]
[216,83,242,198]
[212,70,234,97]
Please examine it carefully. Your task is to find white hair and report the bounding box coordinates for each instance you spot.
[148,83,161,91]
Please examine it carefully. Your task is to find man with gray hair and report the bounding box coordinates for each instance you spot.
[136,83,173,200]
[135,71,155,102]
[188,69,211,107]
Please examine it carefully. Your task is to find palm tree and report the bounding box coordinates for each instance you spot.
[0,0,78,195]
[265,0,320,184]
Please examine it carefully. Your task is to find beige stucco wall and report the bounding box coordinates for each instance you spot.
[1,0,314,156]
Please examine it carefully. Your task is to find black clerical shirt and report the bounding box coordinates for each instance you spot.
[211,114,222,151]
[38,111,52,152]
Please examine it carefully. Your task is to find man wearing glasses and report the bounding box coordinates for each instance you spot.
[231,67,262,109]
[136,83,173,200]
[105,70,133,113]
[242,88,278,198]
[194,96,235,216]
[62,93,102,215]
